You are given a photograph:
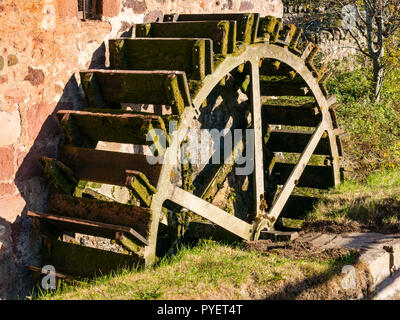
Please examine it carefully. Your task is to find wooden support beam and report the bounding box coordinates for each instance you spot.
[166,13,259,44]
[260,77,313,97]
[265,129,331,155]
[251,61,266,218]
[270,162,335,189]
[169,186,253,240]
[125,170,157,207]
[80,70,191,115]
[28,211,149,246]
[59,145,162,187]
[41,239,144,278]
[109,38,214,81]
[267,122,327,222]
[259,230,299,241]
[115,232,144,253]
[57,110,167,146]
[28,266,80,283]
[47,193,152,239]
[39,157,78,195]
[136,21,232,56]
[262,104,321,127]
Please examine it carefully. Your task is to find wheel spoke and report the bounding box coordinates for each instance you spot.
[250,60,266,219]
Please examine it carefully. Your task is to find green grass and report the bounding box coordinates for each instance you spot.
[33,240,358,300]
[306,167,400,232]
[300,56,400,232]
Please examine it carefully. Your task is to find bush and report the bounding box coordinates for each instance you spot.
[327,58,400,180]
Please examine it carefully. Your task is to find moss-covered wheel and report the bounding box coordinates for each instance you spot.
[30,13,344,278]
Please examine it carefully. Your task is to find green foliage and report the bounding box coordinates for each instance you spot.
[327,57,400,179]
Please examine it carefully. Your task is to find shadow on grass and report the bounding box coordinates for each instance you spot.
[263,251,374,300]
[305,193,400,234]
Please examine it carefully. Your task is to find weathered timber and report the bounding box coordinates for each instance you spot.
[260,76,312,97]
[136,21,231,56]
[305,45,320,77]
[57,110,167,146]
[270,162,335,189]
[59,113,96,148]
[115,232,143,253]
[270,18,282,43]
[58,145,162,187]
[84,108,181,128]
[186,221,240,242]
[31,215,63,239]
[199,140,244,201]
[28,266,80,283]
[259,230,299,241]
[288,27,303,55]
[109,38,213,80]
[259,59,297,78]
[34,18,346,266]
[80,70,191,115]
[170,186,253,240]
[258,16,280,42]
[41,238,144,278]
[262,104,321,127]
[266,123,326,223]
[265,129,331,155]
[47,193,152,238]
[80,72,106,108]
[125,170,157,207]
[39,157,78,195]
[28,211,149,246]
[251,61,266,219]
[164,13,259,44]
[276,24,297,47]
[200,163,234,202]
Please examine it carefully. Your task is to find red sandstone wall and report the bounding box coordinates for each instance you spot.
[0,0,282,299]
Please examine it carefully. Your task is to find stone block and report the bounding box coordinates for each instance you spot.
[57,0,78,18]
[0,111,21,147]
[4,88,26,104]
[26,103,61,142]
[102,0,121,17]
[0,146,15,180]
[0,183,16,197]
[0,194,26,223]
[360,249,391,287]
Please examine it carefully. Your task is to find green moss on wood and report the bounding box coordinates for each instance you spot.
[40,157,78,195]
[126,172,157,207]
[41,239,144,278]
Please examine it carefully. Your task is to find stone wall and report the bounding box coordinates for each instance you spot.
[283,5,358,64]
[0,0,283,299]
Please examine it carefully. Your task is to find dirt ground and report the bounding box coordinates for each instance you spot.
[302,219,400,235]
